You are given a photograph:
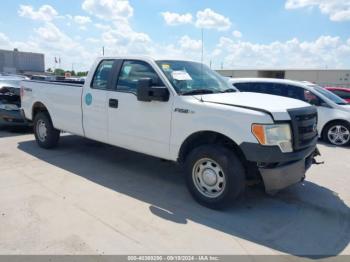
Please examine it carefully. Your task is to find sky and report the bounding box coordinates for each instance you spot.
[0,0,350,71]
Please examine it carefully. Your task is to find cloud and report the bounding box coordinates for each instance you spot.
[0,32,11,48]
[5,0,350,71]
[18,4,58,21]
[215,35,350,69]
[86,37,100,44]
[285,0,350,22]
[82,0,133,20]
[161,12,193,26]
[195,8,231,31]
[74,15,92,25]
[94,23,112,31]
[232,30,242,38]
[0,23,95,70]
[178,35,202,51]
[35,23,66,42]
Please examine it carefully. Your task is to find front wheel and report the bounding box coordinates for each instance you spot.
[185,145,246,209]
[33,112,60,149]
[323,121,350,146]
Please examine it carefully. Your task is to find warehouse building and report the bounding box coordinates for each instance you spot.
[217,69,350,88]
[0,49,45,74]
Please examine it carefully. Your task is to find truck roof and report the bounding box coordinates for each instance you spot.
[94,56,200,63]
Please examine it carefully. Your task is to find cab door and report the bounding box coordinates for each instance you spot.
[106,59,173,159]
[82,59,115,143]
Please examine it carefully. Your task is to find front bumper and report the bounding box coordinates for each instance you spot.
[259,152,314,193]
[0,108,29,127]
[240,139,318,193]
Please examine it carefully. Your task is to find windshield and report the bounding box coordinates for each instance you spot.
[156,60,234,95]
[0,79,21,89]
[311,85,348,105]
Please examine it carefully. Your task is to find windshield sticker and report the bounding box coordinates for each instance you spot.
[162,64,171,71]
[171,71,192,81]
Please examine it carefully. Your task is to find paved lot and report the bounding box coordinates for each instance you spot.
[0,129,349,257]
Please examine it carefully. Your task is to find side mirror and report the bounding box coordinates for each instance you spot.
[137,78,169,102]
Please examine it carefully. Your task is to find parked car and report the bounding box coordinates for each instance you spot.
[326,87,350,103]
[229,78,350,146]
[21,57,319,208]
[0,76,29,127]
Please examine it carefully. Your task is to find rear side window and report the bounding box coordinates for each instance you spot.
[235,82,278,95]
[235,82,308,101]
[91,60,114,90]
[332,90,350,99]
[117,60,163,93]
[283,85,305,100]
[234,83,253,92]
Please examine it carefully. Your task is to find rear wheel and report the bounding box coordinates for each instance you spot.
[33,112,60,149]
[185,145,245,209]
[323,121,350,146]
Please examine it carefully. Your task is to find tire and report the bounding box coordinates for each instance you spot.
[185,145,246,209]
[323,121,350,146]
[33,112,60,149]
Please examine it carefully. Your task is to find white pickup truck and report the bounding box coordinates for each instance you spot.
[21,56,319,208]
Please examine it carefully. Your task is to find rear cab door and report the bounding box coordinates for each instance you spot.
[82,59,115,143]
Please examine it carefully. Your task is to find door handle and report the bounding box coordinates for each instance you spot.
[109,99,119,108]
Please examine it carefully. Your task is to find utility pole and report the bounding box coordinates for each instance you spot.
[102,46,105,56]
[201,28,204,65]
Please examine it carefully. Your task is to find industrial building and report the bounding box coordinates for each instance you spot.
[0,49,45,74]
[217,69,350,88]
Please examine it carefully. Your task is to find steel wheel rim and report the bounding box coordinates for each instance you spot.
[192,158,226,198]
[36,120,48,142]
[328,125,350,145]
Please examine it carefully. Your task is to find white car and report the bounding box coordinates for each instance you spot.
[21,57,319,208]
[229,78,350,146]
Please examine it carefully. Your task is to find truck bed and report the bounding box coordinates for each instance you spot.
[21,80,85,136]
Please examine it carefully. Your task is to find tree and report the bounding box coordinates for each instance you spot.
[54,68,65,76]
[77,71,88,77]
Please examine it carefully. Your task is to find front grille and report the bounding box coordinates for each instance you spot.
[288,107,318,151]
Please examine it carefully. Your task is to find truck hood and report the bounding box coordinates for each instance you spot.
[196,92,311,121]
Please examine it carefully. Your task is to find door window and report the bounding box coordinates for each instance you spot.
[91,60,114,90]
[117,60,163,93]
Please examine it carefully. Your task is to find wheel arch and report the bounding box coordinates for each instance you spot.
[177,131,247,164]
[32,101,53,122]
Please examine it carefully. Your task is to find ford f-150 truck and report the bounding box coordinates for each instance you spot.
[21,56,319,208]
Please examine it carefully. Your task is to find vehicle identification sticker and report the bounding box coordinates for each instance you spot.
[85,93,92,106]
[171,71,192,81]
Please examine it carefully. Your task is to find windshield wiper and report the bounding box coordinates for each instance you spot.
[221,88,236,93]
[181,89,214,96]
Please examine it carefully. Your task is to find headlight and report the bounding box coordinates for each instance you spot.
[252,124,293,153]
[0,104,19,111]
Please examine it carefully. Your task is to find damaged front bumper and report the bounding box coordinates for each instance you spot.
[240,139,320,194]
